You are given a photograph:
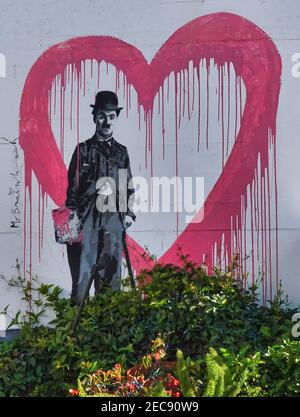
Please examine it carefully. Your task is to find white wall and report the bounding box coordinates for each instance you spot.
[0,0,300,324]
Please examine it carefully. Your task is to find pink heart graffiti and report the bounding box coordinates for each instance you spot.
[20,12,281,301]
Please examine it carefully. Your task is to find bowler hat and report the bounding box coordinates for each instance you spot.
[90,91,123,114]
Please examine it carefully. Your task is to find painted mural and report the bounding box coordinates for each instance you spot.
[16,12,282,305]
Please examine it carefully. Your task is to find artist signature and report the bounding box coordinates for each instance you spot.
[0,136,21,228]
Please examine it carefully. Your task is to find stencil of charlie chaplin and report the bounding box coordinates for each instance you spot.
[65,91,136,304]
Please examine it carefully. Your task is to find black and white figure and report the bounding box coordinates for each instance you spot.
[65,91,136,304]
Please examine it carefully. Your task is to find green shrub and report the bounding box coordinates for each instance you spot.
[0,256,299,397]
[261,339,300,396]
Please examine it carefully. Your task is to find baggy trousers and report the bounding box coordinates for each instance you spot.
[67,210,123,303]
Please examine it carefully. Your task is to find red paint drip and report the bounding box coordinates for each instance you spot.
[239,75,243,126]
[70,64,73,131]
[123,71,126,99]
[167,75,170,102]
[234,73,238,141]
[54,77,57,115]
[161,83,165,159]
[48,90,51,123]
[260,174,265,304]
[273,134,279,291]
[218,65,220,121]
[182,69,186,119]
[243,195,247,287]
[144,109,147,168]
[192,65,195,112]
[115,68,118,93]
[149,110,153,177]
[226,62,230,157]
[97,61,101,89]
[187,65,191,119]
[263,173,268,302]
[138,104,141,131]
[178,71,182,129]
[41,189,45,250]
[196,65,201,151]
[250,185,255,285]
[220,65,224,167]
[158,88,160,115]
[38,184,41,263]
[83,60,86,97]
[174,72,179,235]
[206,60,210,149]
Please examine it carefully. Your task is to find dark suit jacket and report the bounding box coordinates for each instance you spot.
[65,134,135,226]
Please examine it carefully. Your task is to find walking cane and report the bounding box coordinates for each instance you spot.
[122,228,135,290]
